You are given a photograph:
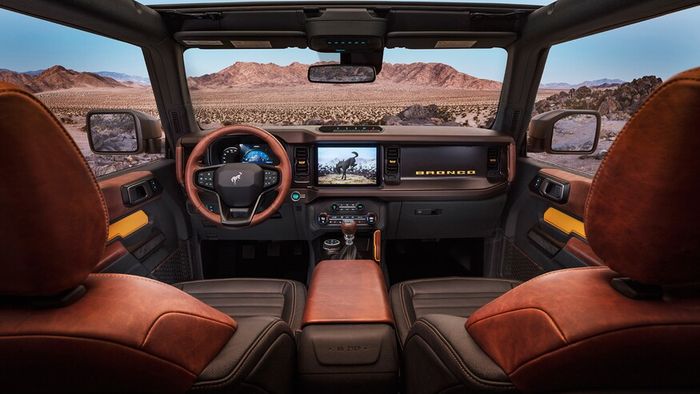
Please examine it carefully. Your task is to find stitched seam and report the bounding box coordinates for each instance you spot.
[409,320,514,389]
[400,282,412,344]
[191,319,289,390]
[466,307,567,343]
[289,280,298,329]
[466,267,606,319]
[141,312,236,349]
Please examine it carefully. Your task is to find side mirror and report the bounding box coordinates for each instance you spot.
[527,109,601,154]
[87,110,163,155]
[308,64,376,84]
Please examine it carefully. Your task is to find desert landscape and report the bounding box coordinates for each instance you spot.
[1,62,662,176]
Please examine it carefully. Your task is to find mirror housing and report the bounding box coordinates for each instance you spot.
[308,64,376,84]
[527,109,601,154]
[87,110,163,155]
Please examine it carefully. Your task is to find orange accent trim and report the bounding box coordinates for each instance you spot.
[107,210,148,241]
[373,230,381,262]
[544,208,586,238]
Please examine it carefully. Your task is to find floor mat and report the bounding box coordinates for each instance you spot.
[201,240,309,284]
[385,238,484,285]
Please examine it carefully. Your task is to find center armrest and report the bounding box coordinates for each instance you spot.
[302,259,394,327]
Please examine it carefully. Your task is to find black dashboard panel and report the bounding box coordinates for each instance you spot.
[400,146,487,180]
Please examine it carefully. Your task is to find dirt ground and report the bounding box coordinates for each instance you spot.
[317,173,377,185]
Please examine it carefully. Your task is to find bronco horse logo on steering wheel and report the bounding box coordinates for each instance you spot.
[230,171,243,185]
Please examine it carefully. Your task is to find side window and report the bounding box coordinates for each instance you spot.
[0,9,164,177]
[528,5,700,176]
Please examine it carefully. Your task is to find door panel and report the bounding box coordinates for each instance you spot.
[96,159,193,283]
[500,157,603,280]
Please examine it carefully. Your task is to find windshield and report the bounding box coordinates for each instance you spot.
[185,48,506,129]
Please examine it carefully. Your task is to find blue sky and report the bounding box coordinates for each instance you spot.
[1,3,699,83]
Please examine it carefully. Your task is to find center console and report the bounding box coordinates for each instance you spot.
[298,260,398,394]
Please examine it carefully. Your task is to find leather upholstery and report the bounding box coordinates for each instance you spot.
[403,314,514,394]
[176,278,306,332]
[564,236,604,266]
[585,67,700,285]
[390,277,519,346]
[303,260,393,327]
[192,316,296,393]
[0,274,236,392]
[467,267,700,392]
[0,83,295,393]
[0,82,108,296]
[463,68,700,392]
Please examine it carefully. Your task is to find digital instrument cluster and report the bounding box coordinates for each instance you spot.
[209,137,277,165]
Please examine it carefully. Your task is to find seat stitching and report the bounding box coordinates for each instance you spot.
[191,319,290,390]
[408,320,514,389]
[288,281,297,329]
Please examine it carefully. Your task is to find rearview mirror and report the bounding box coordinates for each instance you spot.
[308,64,376,84]
[527,109,601,154]
[87,110,163,154]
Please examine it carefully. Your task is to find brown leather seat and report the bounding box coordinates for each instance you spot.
[0,82,298,393]
[400,67,700,393]
[175,278,306,331]
[390,277,520,347]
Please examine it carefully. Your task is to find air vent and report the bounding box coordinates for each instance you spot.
[487,146,504,182]
[487,146,499,170]
[384,146,400,185]
[294,146,310,183]
[318,125,382,133]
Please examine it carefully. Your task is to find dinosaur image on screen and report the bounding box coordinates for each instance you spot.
[317,146,378,185]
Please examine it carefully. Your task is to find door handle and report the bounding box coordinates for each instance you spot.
[531,175,570,203]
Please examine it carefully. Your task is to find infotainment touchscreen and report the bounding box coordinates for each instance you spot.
[316,146,378,186]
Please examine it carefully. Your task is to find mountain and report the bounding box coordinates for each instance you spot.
[188,62,502,90]
[540,78,626,90]
[535,76,662,119]
[188,62,310,89]
[95,71,150,86]
[0,65,129,92]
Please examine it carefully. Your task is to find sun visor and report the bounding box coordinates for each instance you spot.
[386,32,517,49]
[174,31,307,49]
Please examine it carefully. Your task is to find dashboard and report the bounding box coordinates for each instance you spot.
[179,125,515,240]
[184,125,515,203]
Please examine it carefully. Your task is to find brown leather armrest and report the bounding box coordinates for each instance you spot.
[302,260,394,327]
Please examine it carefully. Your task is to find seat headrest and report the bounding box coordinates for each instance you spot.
[585,68,700,285]
[0,83,108,296]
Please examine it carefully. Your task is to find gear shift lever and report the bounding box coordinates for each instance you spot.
[340,219,357,246]
[335,219,358,260]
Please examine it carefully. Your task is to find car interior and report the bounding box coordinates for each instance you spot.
[1,0,699,393]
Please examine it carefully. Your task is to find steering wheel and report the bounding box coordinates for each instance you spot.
[185,125,292,227]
